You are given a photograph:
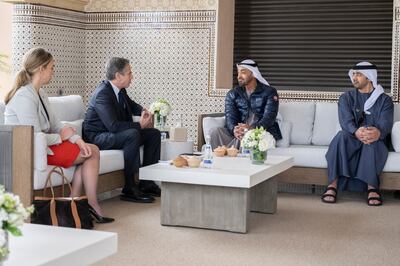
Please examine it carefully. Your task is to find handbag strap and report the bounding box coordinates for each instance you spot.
[43,167,57,198]
[48,198,82,229]
[52,168,72,197]
[43,167,73,197]
[70,200,82,229]
[50,198,58,226]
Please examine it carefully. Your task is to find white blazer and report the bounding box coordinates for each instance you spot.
[4,84,80,153]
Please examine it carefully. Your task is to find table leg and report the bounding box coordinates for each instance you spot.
[161,182,249,233]
[249,176,277,214]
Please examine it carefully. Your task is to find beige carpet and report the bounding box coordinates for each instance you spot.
[94,192,400,266]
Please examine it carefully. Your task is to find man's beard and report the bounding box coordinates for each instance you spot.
[238,78,249,87]
[353,81,367,90]
[353,82,361,89]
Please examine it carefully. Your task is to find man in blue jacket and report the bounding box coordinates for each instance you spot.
[83,57,160,203]
[210,59,282,149]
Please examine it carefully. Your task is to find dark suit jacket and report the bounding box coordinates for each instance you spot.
[83,80,143,141]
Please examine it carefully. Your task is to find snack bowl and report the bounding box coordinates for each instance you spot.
[185,156,202,168]
[219,145,228,154]
[213,148,225,157]
[227,146,239,157]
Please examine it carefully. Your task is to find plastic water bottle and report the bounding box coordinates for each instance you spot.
[203,135,213,168]
[241,128,250,157]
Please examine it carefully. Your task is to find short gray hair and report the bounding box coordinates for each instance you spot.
[105,57,130,80]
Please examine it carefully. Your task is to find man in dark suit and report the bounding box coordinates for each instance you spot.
[83,57,161,203]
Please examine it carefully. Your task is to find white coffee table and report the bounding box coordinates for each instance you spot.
[5,223,117,266]
[139,155,293,233]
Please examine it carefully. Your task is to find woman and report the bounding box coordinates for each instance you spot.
[4,47,114,223]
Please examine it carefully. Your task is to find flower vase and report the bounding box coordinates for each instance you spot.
[154,112,167,131]
[154,112,161,129]
[250,148,267,165]
[0,230,9,264]
[160,115,166,131]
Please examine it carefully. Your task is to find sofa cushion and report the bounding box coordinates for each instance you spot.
[383,151,400,172]
[279,102,315,145]
[268,145,328,168]
[276,121,292,148]
[61,119,83,137]
[203,116,225,138]
[33,150,131,190]
[391,121,400,152]
[34,133,48,171]
[48,95,85,121]
[311,102,340,145]
[99,150,124,174]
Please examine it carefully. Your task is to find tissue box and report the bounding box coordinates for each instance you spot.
[169,127,187,142]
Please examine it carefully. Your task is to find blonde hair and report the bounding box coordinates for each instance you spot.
[4,47,53,104]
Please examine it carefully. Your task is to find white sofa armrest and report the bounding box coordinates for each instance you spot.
[392,121,400,152]
[34,132,48,171]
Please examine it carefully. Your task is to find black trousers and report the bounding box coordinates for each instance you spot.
[90,128,161,190]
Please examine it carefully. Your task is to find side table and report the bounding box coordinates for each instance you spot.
[5,223,117,265]
[160,139,194,160]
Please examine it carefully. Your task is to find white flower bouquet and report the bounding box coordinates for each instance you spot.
[242,127,276,151]
[149,99,172,117]
[0,185,34,259]
[241,127,275,164]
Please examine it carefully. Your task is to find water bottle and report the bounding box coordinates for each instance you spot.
[241,128,250,157]
[202,135,213,168]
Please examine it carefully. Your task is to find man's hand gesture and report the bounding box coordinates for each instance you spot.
[140,108,153,129]
[234,123,250,140]
[355,126,380,144]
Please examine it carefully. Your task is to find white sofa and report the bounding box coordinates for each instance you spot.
[33,95,125,189]
[0,95,125,206]
[198,102,400,190]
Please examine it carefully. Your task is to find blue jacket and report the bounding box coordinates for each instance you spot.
[225,82,282,140]
[83,80,143,141]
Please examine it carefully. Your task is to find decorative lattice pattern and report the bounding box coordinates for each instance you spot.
[12,2,400,147]
[12,4,222,145]
[13,4,86,97]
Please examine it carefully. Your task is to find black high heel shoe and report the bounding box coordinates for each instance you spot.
[88,205,115,224]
